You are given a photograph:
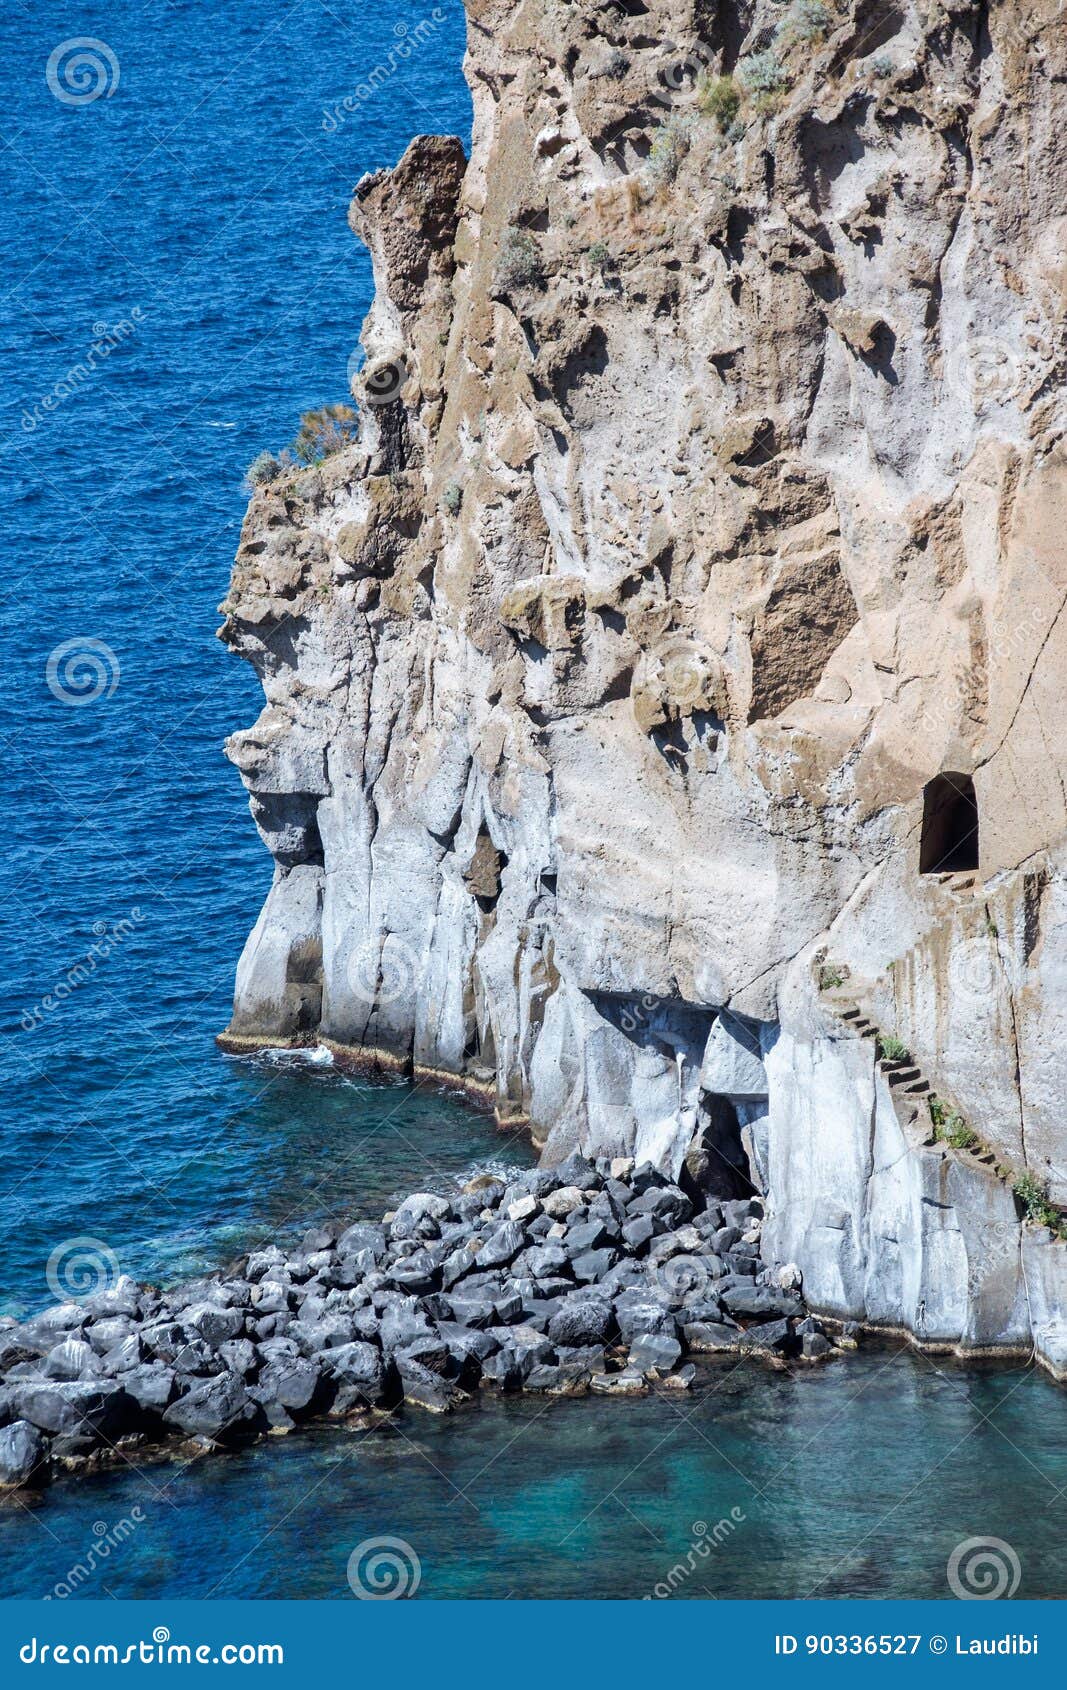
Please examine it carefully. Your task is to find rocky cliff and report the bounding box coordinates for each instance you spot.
[219,0,1067,1372]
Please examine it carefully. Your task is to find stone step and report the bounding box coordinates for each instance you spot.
[887,1067,922,1087]
[906,1080,932,1095]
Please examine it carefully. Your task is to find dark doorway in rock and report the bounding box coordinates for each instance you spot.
[683,1095,758,1204]
[919,772,979,874]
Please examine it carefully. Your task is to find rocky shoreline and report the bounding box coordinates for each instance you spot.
[0,1155,841,1492]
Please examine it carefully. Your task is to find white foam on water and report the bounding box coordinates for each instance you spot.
[249,1043,336,1069]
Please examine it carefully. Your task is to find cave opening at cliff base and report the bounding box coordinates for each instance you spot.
[919,772,980,874]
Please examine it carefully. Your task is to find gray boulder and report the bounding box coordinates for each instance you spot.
[571,1248,618,1283]
[629,1332,684,1373]
[720,1283,802,1321]
[547,1299,614,1348]
[87,1315,135,1356]
[120,1364,177,1414]
[397,1358,453,1413]
[11,1380,132,1446]
[183,1303,246,1346]
[41,1338,102,1381]
[682,1321,740,1353]
[257,1355,322,1415]
[739,1319,795,1354]
[336,1222,387,1260]
[0,1420,47,1487]
[478,1221,526,1270]
[621,1215,655,1253]
[163,1374,262,1444]
[321,1341,386,1408]
[614,1298,678,1343]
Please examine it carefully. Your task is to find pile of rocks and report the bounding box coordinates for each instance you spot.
[0,1155,840,1490]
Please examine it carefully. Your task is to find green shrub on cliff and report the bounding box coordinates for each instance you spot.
[944,1116,977,1151]
[291,403,358,465]
[1013,1171,1061,1230]
[496,226,544,292]
[738,51,788,97]
[877,1033,909,1063]
[698,73,741,133]
[648,115,691,184]
[244,450,279,491]
[778,1,831,45]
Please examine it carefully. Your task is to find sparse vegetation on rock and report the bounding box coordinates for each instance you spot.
[648,115,691,184]
[738,50,789,97]
[496,225,544,292]
[877,1034,910,1063]
[291,404,359,465]
[698,72,741,132]
[778,0,831,45]
[244,450,280,491]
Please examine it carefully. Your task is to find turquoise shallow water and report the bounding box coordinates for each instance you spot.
[2,0,1067,1604]
[2,1351,1067,1600]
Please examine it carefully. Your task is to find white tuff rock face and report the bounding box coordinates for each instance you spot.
[220,0,1067,1370]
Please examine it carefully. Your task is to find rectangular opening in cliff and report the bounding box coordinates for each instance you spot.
[919,772,979,874]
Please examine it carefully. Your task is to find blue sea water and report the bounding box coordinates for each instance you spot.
[0,0,515,1315]
[0,0,1065,1605]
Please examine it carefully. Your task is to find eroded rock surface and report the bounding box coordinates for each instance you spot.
[219,3,1067,1368]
